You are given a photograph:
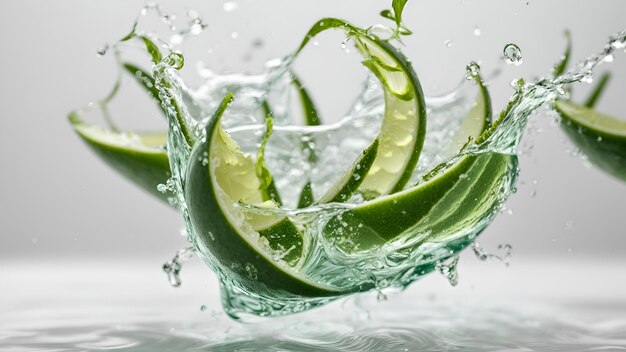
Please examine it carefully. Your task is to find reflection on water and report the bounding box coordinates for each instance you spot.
[2,260,626,351]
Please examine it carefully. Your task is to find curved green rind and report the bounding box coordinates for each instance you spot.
[257,218,302,267]
[584,72,611,109]
[321,139,380,204]
[186,101,339,298]
[291,74,321,126]
[324,153,513,254]
[69,113,171,203]
[296,18,426,195]
[298,182,315,208]
[360,38,426,194]
[553,30,572,78]
[556,100,626,182]
[122,63,168,116]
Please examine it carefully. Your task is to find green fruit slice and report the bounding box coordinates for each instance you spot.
[323,72,501,254]
[297,18,427,197]
[186,94,339,296]
[555,99,626,181]
[68,113,171,202]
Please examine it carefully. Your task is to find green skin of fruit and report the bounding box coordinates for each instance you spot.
[69,114,171,202]
[186,116,342,298]
[324,153,515,254]
[556,100,626,182]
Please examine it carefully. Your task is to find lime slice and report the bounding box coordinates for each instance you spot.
[555,99,626,181]
[186,94,339,296]
[68,113,171,202]
[297,18,427,197]
[355,36,426,196]
[323,72,499,253]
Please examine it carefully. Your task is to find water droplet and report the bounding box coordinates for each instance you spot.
[200,305,208,311]
[473,26,482,37]
[610,37,626,50]
[252,38,264,48]
[444,39,453,48]
[340,37,351,53]
[162,247,195,287]
[564,219,574,229]
[223,1,239,12]
[466,61,480,78]
[376,291,388,301]
[230,32,239,40]
[472,242,512,266]
[96,44,109,57]
[503,43,523,65]
[437,256,459,286]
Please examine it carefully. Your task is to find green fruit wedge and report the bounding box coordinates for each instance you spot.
[555,99,626,181]
[69,113,171,202]
[186,18,427,297]
[297,18,427,197]
[323,71,506,254]
[186,94,340,297]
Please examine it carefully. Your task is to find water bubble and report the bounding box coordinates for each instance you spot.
[473,26,482,37]
[230,32,239,40]
[503,43,523,65]
[444,39,453,48]
[223,1,239,12]
[564,219,574,230]
[200,305,208,311]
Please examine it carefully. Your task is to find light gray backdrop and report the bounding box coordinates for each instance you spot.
[1,0,625,266]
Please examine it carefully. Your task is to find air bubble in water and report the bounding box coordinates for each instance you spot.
[231,32,239,40]
[503,43,523,65]
[473,26,482,37]
[444,39,453,48]
[223,1,239,12]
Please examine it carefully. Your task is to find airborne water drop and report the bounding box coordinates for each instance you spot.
[503,43,523,65]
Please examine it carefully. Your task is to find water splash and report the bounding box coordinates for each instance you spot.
[436,256,459,286]
[472,242,513,266]
[162,247,195,287]
[81,3,626,318]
